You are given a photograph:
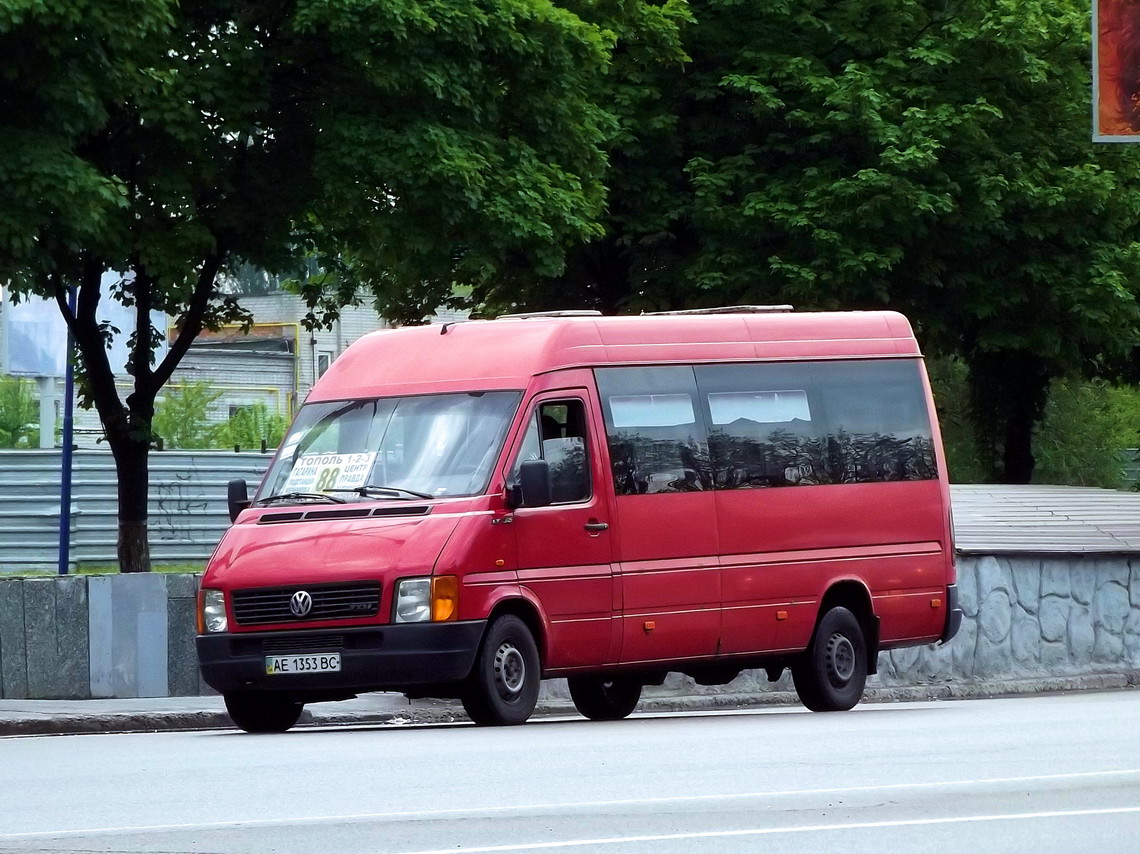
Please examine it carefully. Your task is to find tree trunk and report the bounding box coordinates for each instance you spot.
[1001,401,1038,485]
[52,254,226,574]
[966,349,1052,484]
[113,435,152,573]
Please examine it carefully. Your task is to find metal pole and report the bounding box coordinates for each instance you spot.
[58,286,76,576]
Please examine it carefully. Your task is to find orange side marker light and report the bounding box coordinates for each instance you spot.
[776,610,788,621]
[931,598,942,609]
[431,575,459,622]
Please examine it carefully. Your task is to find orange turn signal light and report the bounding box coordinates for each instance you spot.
[431,575,459,622]
[776,610,788,621]
[931,598,942,609]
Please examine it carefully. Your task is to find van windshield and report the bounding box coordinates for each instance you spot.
[257,391,521,503]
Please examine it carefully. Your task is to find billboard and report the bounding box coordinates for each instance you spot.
[1,274,170,378]
[1094,0,1140,141]
[0,292,68,377]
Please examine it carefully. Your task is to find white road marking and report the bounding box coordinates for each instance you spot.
[391,806,1140,854]
[0,768,1136,840]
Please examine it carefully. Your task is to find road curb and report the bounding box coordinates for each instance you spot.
[2,672,1136,736]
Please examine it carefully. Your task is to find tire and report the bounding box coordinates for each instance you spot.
[224,692,305,733]
[462,615,541,726]
[791,606,867,712]
[567,676,642,721]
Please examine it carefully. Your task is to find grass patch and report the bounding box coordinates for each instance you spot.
[74,563,204,575]
[1,563,204,578]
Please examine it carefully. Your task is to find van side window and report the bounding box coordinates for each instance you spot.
[596,367,711,495]
[695,360,937,487]
[510,400,592,503]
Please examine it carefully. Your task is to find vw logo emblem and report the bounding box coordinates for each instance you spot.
[290,590,313,617]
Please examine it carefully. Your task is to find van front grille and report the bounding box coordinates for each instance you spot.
[232,583,381,626]
[261,635,345,653]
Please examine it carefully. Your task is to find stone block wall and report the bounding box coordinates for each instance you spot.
[0,574,204,700]
[875,555,1140,686]
[1,557,1139,700]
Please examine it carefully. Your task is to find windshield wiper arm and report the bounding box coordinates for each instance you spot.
[324,485,434,500]
[254,492,348,506]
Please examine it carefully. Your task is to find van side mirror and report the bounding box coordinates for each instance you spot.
[227,478,251,522]
[508,459,552,509]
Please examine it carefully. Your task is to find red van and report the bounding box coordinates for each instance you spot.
[197,308,961,732]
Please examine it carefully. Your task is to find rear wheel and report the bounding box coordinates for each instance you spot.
[224,692,304,733]
[792,606,867,712]
[567,676,642,721]
[462,615,541,726]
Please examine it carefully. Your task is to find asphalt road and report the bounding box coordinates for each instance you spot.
[1,691,1138,853]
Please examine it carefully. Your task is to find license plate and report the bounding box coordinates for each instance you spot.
[265,653,341,675]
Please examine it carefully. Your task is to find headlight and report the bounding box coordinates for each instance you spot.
[394,578,431,623]
[200,589,228,633]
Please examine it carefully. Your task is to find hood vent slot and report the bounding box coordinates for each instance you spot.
[302,507,373,521]
[371,505,431,517]
[258,505,432,524]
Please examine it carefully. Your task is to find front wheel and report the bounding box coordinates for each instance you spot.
[224,692,304,733]
[567,676,642,721]
[462,615,541,726]
[792,606,867,712]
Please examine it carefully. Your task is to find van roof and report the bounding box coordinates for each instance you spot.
[310,310,921,401]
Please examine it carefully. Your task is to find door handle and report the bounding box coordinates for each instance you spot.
[584,521,609,532]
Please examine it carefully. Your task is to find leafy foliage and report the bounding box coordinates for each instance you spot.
[0,0,645,568]
[212,402,288,451]
[489,0,1140,482]
[153,385,287,450]
[1034,379,1140,489]
[930,358,1140,488]
[151,382,222,450]
[927,358,988,483]
[0,376,40,448]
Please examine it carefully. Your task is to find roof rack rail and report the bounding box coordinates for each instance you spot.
[495,310,603,320]
[643,305,794,316]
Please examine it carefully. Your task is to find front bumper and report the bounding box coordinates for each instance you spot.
[197,621,486,696]
[940,583,963,644]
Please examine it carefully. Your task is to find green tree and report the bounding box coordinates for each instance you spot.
[483,0,1140,484]
[0,376,40,448]
[152,382,222,450]
[1034,379,1140,488]
[212,402,288,451]
[0,0,624,570]
[931,358,1140,488]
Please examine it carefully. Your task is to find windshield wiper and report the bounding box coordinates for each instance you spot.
[254,492,348,507]
[324,485,435,500]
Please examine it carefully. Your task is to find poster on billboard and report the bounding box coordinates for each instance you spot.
[1,273,170,378]
[1094,0,1140,141]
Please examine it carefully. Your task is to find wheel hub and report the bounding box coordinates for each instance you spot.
[825,633,856,685]
[494,642,526,695]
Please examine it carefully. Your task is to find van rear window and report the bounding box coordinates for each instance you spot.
[596,360,936,495]
[596,367,710,494]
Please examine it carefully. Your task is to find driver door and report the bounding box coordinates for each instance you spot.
[510,392,618,669]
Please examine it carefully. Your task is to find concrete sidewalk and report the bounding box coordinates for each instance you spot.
[2,672,1136,736]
